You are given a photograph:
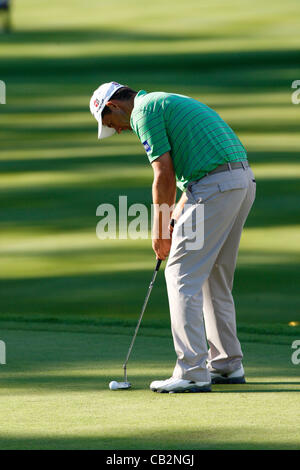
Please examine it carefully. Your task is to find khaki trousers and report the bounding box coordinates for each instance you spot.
[165,166,256,382]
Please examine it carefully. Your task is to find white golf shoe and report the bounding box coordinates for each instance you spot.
[210,365,246,384]
[150,377,211,393]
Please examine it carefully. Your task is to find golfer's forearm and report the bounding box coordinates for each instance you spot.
[152,175,176,238]
[152,174,176,206]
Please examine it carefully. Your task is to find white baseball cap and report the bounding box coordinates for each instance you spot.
[89,81,124,139]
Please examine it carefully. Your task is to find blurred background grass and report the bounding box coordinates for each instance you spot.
[0,0,300,335]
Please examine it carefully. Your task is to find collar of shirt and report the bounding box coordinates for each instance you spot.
[130,90,148,129]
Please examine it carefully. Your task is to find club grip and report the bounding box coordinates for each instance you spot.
[155,219,176,271]
[155,259,162,271]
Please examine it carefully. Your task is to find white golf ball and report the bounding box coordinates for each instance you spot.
[109,381,119,390]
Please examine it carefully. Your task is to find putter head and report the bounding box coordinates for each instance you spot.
[117,381,131,389]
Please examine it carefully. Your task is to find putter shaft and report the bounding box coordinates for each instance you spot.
[123,259,162,381]
[122,219,175,383]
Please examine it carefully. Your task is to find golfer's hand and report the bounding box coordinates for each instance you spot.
[168,218,176,238]
[152,238,172,261]
[170,193,188,234]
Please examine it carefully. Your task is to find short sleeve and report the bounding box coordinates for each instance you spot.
[133,109,171,163]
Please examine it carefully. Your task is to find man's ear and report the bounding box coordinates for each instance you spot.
[106,100,119,110]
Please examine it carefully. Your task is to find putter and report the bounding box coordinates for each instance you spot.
[109,219,175,390]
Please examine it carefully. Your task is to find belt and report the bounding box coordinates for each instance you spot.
[205,160,249,177]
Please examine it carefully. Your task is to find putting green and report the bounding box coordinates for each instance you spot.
[0,322,299,450]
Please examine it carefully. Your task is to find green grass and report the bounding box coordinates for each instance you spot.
[0,324,299,450]
[0,0,300,450]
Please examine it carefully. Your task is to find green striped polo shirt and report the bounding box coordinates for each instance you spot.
[130,90,247,191]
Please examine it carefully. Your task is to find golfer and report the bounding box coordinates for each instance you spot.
[90,82,256,393]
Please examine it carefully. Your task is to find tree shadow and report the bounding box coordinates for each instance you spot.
[1,44,298,94]
[0,173,298,230]
[0,258,299,324]
[0,27,228,44]
[1,373,299,393]
[0,428,296,450]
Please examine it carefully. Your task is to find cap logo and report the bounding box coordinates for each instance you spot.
[94,97,105,113]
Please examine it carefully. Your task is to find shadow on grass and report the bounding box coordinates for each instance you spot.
[1,373,299,393]
[2,47,298,74]
[0,175,299,230]
[0,27,232,44]
[1,151,300,174]
[1,120,299,135]
[3,257,300,319]
[0,429,297,450]
[1,101,293,115]
[0,258,299,324]
[1,42,298,94]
